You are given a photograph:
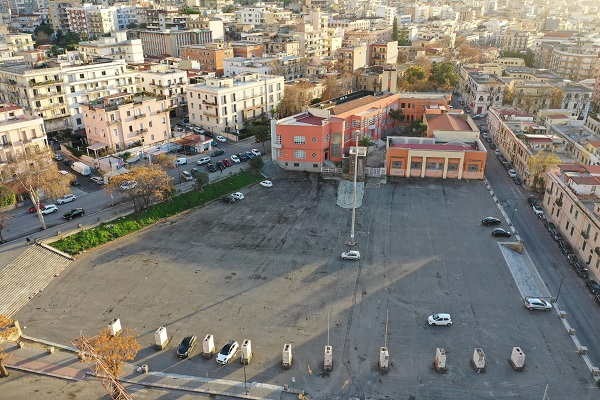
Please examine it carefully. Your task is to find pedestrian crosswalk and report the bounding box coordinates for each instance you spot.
[0,243,73,317]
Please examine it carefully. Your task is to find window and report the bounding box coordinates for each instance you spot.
[277,149,282,158]
[391,161,403,169]
[345,122,349,130]
[293,136,306,144]
[467,164,479,172]
[447,164,458,171]
[127,111,131,117]
[294,150,306,159]
[352,120,359,128]
[575,210,579,220]
[570,205,573,213]
[113,129,117,137]
[276,135,281,144]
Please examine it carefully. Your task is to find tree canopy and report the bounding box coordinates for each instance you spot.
[0,315,20,377]
[428,62,459,90]
[501,50,534,67]
[80,327,141,378]
[527,151,560,189]
[392,17,398,43]
[3,146,70,230]
[104,165,174,213]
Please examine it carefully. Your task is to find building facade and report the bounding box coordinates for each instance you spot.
[77,31,144,64]
[83,92,171,150]
[137,66,188,117]
[0,103,47,166]
[180,42,234,75]
[186,73,284,140]
[139,29,211,58]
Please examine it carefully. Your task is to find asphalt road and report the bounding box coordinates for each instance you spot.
[1,138,268,243]
[483,134,600,373]
[13,173,597,399]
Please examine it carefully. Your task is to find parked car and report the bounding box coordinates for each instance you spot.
[190,167,200,177]
[222,195,235,204]
[57,194,76,204]
[528,196,539,206]
[216,340,239,365]
[586,279,600,294]
[222,159,233,167]
[216,161,226,170]
[428,313,452,326]
[481,217,501,226]
[41,204,58,215]
[524,297,552,311]
[244,151,255,159]
[174,157,187,165]
[216,135,227,143]
[492,228,511,237]
[532,204,544,216]
[567,253,579,265]
[574,264,589,279]
[552,231,563,241]
[545,221,556,232]
[508,169,517,178]
[230,155,241,164]
[230,192,244,200]
[90,176,104,185]
[63,159,74,167]
[197,157,211,165]
[341,250,361,260]
[251,149,262,157]
[557,240,572,255]
[211,149,225,157]
[473,113,487,119]
[63,208,84,220]
[120,180,137,190]
[29,204,46,213]
[484,137,492,143]
[54,153,64,161]
[489,143,496,149]
[193,127,205,134]
[260,180,273,188]
[513,177,522,185]
[237,153,248,162]
[207,163,217,173]
[177,335,197,359]
[181,170,193,181]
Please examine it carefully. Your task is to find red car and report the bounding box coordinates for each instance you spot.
[221,159,233,167]
[29,204,46,213]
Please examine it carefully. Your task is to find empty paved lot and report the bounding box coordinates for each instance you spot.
[14,174,598,399]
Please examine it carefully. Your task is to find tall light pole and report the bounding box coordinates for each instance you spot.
[349,130,360,246]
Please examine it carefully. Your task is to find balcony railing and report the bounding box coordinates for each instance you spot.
[108,119,121,125]
[135,128,148,134]
[582,231,590,239]
[134,113,147,119]
[30,79,58,87]
[555,198,563,206]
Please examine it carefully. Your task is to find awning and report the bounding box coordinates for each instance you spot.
[87,143,108,151]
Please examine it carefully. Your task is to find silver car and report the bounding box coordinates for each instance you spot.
[524,298,552,311]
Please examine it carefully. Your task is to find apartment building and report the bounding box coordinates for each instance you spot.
[83,92,170,151]
[67,4,119,37]
[0,53,136,134]
[223,55,304,81]
[186,73,284,140]
[593,66,600,112]
[488,108,556,187]
[396,93,453,123]
[139,29,211,58]
[336,46,367,72]
[342,29,392,48]
[499,27,536,52]
[0,103,47,165]
[543,164,600,276]
[368,42,398,67]
[355,67,398,94]
[2,34,34,53]
[271,91,401,171]
[145,7,187,31]
[549,45,600,82]
[463,72,504,114]
[48,0,79,32]
[180,42,234,75]
[375,6,396,26]
[137,66,188,117]
[547,120,600,166]
[186,16,224,41]
[77,31,144,64]
[263,38,300,56]
[231,41,263,58]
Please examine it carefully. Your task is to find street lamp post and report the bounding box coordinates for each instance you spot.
[176,163,181,185]
[556,274,567,301]
[349,130,360,246]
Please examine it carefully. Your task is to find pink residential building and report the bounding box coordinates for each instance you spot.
[83,92,171,152]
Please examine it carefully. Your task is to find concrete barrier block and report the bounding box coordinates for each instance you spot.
[558,310,567,318]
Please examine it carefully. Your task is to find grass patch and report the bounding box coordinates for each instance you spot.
[51,170,263,254]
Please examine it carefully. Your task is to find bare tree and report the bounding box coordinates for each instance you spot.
[2,146,70,230]
[0,315,20,377]
[0,213,10,244]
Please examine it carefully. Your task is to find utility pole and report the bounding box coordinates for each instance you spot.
[349,130,360,246]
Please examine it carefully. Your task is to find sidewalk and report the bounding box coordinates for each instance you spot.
[2,340,289,400]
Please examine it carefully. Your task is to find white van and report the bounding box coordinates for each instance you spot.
[174,157,187,165]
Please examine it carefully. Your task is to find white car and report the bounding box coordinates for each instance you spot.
[341,250,361,260]
[90,176,104,185]
[508,169,517,178]
[197,157,210,165]
[230,155,240,164]
[231,192,244,200]
[251,149,261,157]
[193,126,204,133]
[260,180,273,188]
[428,313,452,326]
[532,204,544,217]
[216,340,239,365]
[120,180,137,190]
[56,194,76,204]
[216,135,227,143]
[174,157,187,165]
[525,297,552,311]
[181,170,193,181]
[41,204,58,215]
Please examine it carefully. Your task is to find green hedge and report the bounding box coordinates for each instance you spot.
[51,171,263,254]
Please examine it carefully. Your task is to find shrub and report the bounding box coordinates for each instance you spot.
[249,157,264,171]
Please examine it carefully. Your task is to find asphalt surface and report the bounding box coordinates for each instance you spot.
[12,172,598,399]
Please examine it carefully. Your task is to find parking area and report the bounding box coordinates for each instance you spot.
[13,175,597,399]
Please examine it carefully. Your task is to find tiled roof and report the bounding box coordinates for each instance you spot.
[427,113,471,131]
[390,143,473,151]
[332,96,377,115]
[570,175,600,185]
[295,113,325,125]
[587,141,600,148]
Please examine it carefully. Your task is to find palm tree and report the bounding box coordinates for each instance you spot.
[389,108,404,134]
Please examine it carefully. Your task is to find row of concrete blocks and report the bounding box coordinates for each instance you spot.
[434,347,526,374]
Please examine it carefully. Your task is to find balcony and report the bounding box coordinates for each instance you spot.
[582,231,590,239]
[107,119,122,125]
[135,128,148,135]
[203,109,218,117]
[134,113,147,119]
[30,79,59,87]
[555,198,563,206]
[89,85,107,92]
